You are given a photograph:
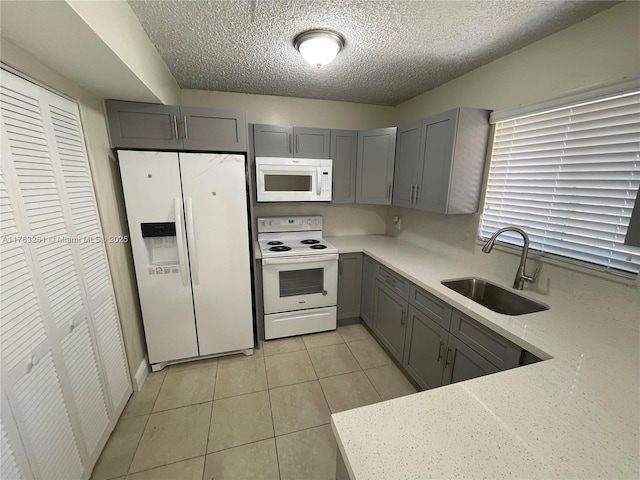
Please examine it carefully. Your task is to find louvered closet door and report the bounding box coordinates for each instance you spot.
[1,69,130,476]
[0,171,84,479]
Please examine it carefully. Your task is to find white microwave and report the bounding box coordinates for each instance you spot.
[256,157,332,202]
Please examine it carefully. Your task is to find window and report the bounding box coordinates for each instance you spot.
[479,89,640,275]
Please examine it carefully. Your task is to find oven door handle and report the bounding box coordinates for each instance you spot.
[262,253,338,265]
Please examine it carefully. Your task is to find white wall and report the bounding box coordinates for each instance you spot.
[1,40,148,383]
[386,2,640,304]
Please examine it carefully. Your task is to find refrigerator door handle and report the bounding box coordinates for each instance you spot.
[174,197,189,287]
[185,197,199,285]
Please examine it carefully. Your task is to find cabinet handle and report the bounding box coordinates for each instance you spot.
[400,311,406,327]
[183,116,188,140]
[295,135,298,153]
[387,183,391,200]
[415,184,420,204]
[27,354,40,373]
[384,275,395,287]
[173,115,179,139]
[436,341,445,361]
[444,347,452,367]
[69,318,80,332]
[288,134,292,153]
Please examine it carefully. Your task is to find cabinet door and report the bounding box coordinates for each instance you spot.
[416,109,458,213]
[338,253,363,320]
[441,334,500,385]
[253,124,293,157]
[392,121,421,208]
[294,127,330,158]
[330,130,357,203]
[372,280,407,362]
[402,306,447,391]
[360,256,378,327]
[180,106,247,152]
[105,100,182,150]
[356,127,397,205]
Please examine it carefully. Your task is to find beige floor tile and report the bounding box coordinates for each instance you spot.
[319,371,381,413]
[276,424,337,480]
[91,415,148,480]
[168,357,218,372]
[128,403,211,473]
[125,456,204,480]
[217,348,263,365]
[203,439,279,480]
[152,365,216,412]
[214,355,267,399]
[264,350,316,388]
[347,337,393,369]
[269,380,331,436]
[307,343,361,378]
[338,323,373,343]
[263,336,306,356]
[302,330,344,349]
[208,390,273,452]
[364,364,418,401]
[121,371,166,419]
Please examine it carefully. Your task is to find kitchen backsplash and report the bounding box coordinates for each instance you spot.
[253,203,387,237]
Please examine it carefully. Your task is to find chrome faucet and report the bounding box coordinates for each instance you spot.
[482,226,539,290]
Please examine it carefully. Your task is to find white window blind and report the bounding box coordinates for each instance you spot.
[480,91,640,275]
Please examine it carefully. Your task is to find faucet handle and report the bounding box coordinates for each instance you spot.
[523,265,541,284]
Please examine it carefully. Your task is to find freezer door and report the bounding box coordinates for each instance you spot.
[118,151,199,363]
[179,153,254,355]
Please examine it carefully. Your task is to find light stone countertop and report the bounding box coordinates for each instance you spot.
[326,234,640,479]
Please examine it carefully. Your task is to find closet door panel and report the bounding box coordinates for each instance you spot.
[1,416,30,480]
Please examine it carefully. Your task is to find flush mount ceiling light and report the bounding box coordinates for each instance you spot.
[294,29,345,67]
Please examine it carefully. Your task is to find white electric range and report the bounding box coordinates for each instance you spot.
[257,216,338,339]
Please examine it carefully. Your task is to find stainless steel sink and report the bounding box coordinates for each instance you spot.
[441,277,549,315]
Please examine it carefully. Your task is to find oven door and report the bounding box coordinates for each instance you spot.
[262,254,338,314]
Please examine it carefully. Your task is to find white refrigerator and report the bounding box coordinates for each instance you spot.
[119,151,254,369]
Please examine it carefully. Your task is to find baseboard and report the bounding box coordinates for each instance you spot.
[134,357,149,392]
[337,316,362,327]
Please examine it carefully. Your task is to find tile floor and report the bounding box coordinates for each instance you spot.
[91,322,417,480]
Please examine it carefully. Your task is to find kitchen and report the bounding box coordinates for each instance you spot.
[0,1,639,479]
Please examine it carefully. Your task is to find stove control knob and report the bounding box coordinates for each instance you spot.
[307,219,312,225]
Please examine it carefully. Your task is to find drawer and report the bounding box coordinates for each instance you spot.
[409,285,452,330]
[377,265,410,300]
[450,310,522,370]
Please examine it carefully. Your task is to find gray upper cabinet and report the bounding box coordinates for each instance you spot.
[106,100,182,150]
[360,256,378,328]
[253,125,330,158]
[294,127,331,158]
[392,121,422,208]
[356,127,397,205]
[253,124,293,157]
[338,253,363,320]
[105,100,248,152]
[372,280,407,362]
[181,106,247,152]
[392,108,490,214]
[331,130,358,203]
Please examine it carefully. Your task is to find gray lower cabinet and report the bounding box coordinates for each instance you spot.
[331,130,358,203]
[360,256,378,327]
[105,100,248,151]
[253,124,293,157]
[442,334,500,385]
[372,280,407,362]
[294,127,331,158]
[403,305,448,390]
[356,127,397,205]
[338,253,363,320]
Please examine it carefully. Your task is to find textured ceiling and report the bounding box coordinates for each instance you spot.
[128,0,616,106]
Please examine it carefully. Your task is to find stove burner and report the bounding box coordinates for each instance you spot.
[309,244,327,250]
[300,239,320,245]
[269,245,291,252]
[267,241,283,245]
